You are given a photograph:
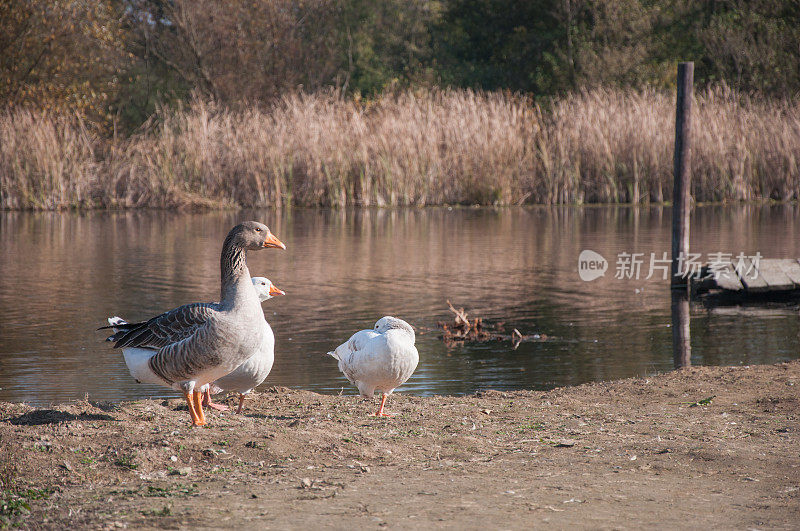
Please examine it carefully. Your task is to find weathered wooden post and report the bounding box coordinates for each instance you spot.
[671,62,693,287]
[670,62,693,367]
[671,289,691,368]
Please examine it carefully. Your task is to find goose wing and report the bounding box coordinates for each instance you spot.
[328,329,378,362]
[104,302,219,350]
[328,329,380,384]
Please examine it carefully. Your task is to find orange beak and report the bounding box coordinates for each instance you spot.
[269,284,285,296]
[262,231,286,250]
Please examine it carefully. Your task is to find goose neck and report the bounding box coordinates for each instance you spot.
[220,237,249,303]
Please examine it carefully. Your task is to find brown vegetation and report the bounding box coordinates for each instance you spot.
[2,88,799,209]
[0,1,126,122]
[0,110,100,210]
[131,0,347,104]
[438,301,546,348]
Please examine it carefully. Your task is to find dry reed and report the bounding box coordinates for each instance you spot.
[2,88,799,209]
[0,109,100,209]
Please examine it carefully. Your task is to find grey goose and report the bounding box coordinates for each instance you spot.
[100,221,286,426]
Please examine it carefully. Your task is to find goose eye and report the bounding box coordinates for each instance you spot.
[255,228,262,232]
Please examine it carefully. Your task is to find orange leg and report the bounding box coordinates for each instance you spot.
[372,394,393,417]
[203,388,229,412]
[192,390,207,426]
[183,390,202,426]
[236,394,246,414]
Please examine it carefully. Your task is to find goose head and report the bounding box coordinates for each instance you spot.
[252,276,285,302]
[374,316,415,340]
[230,221,286,250]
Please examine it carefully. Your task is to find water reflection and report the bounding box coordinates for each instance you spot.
[0,205,799,405]
[671,289,692,368]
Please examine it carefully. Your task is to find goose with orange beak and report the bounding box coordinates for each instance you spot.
[100,221,286,427]
[203,276,285,413]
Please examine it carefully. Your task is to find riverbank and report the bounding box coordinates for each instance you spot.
[1,360,798,528]
[2,88,799,210]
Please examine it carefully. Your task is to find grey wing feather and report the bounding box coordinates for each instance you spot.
[111,303,218,350]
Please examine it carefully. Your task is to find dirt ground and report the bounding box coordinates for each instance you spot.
[1,361,798,530]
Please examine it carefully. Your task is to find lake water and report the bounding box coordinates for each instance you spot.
[1,205,799,406]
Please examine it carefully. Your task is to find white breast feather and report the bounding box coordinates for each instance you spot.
[210,321,275,394]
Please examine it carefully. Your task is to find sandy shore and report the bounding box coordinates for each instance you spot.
[1,360,798,529]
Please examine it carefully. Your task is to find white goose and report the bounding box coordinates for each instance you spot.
[202,276,285,413]
[327,316,419,417]
[99,221,286,426]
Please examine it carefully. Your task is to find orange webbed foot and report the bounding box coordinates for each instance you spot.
[203,389,229,411]
[372,394,393,417]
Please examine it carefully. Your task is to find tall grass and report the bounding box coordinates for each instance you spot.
[0,110,100,209]
[2,88,799,209]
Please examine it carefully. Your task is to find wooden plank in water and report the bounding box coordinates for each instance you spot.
[713,262,743,291]
[739,258,769,292]
[697,257,800,296]
[777,259,800,286]
[757,260,795,290]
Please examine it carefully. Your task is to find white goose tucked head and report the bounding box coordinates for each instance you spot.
[374,316,415,341]
[327,315,419,417]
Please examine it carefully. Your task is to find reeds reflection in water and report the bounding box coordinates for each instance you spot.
[0,205,799,405]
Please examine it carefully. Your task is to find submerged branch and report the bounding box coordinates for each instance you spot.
[437,302,548,350]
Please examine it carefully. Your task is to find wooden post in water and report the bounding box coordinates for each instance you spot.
[671,289,691,368]
[670,62,693,367]
[671,62,693,288]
